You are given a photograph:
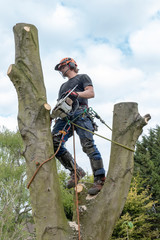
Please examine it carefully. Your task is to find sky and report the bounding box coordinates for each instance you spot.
[0,0,160,173]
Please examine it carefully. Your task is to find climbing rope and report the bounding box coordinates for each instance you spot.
[27,123,71,189]
[27,140,62,189]
[72,125,81,240]
[69,121,134,152]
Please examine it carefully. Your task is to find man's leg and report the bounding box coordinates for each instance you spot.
[57,150,86,188]
[52,119,85,188]
[75,115,105,195]
[80,138,105,195]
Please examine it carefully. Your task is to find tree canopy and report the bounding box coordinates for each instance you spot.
[0,128,35,239]
[134,125,160,232]
[111,125,160,239]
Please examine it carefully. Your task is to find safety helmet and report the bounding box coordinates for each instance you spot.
[55,57,77,71]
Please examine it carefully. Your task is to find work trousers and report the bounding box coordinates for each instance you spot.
[52,108,105,176]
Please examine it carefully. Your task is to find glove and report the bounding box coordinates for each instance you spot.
[66,90,79,101]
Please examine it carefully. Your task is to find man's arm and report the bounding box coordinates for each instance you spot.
[77,86,95,99]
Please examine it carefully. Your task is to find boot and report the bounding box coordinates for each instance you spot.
[67,167,86,189]
[88,175,105,195]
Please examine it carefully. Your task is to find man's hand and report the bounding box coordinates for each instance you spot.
[66,90,79,101]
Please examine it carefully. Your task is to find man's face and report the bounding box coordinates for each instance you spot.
[59,64,69,77]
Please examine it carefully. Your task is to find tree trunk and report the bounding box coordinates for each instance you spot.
[7,23,70,240]
[77,103,150,240]
[7,23,151,240]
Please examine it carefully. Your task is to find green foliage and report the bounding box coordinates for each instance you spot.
[112,176,159,239]
[0,127,94,238]
[58,168,74,220]
[134,125,160,230]
[57,162,94,220]
[112,125,160,240]
[0,127,35,240]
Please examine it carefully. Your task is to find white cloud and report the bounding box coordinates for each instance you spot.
[64,0,160,43]
[0,73,18,115]
[0,28,14,69]
[0,115,18,131]
[130,19,160,66]
[43,5,77,32]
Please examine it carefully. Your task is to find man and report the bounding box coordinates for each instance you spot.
[52,57,105,195]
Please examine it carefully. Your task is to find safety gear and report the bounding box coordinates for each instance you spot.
[50,85,79,119]
[90,158,104,176]
[56,151,75,172]
[80,138,105,176]
[56,151,86,188]
[55,57,77,71]
[67,168,86,189]
[88,175,105,195]
[65,91,79,101]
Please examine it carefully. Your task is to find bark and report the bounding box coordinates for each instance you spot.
[7,23,151,240]
[78,103,151,240]
[7,23,70,240]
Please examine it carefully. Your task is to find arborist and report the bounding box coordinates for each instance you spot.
[51,57,105,195]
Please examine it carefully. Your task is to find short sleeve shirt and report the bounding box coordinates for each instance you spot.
[58,74,93,106]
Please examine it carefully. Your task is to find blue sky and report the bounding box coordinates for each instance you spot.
[1,0,160,173]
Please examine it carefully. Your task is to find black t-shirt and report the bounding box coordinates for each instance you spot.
[58,74,93,106]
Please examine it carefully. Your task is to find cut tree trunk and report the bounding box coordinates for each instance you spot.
[7,23,70,240]
[77,103,151,240]
[7,23,151,240]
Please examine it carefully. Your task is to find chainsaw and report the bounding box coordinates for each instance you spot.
[50,85,79,119]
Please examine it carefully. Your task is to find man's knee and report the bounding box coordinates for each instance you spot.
[80,138,101,160]
[80,138,95,155]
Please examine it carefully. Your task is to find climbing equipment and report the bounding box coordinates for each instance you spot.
[87,107,112,131]
[64,107,134,152]
[72,125,81,240]
[69,121,135,152]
